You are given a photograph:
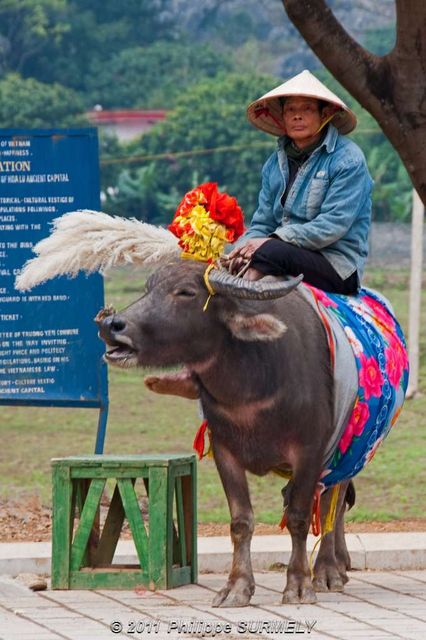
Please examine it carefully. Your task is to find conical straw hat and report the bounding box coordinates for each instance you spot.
[247,69,357,136]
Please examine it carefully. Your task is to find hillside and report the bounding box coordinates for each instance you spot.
[171,0,396,76]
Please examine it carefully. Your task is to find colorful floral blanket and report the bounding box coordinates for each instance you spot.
[307,286,409,490]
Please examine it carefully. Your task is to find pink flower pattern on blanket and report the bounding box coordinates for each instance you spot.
[306,285,409,489]
[338,400,370,454]
[359,354,384,399]
[385,336,406,388]
[362,295,396,333]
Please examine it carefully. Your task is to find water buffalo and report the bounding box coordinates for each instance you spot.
[97,259,354,606]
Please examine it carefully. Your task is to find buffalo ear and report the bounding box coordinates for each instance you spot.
[225,312,287,341]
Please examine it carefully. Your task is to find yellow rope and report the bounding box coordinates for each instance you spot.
[324,484,340,535]
[309,535,323,579]
[202,263,217,311]
[203,295,212,312]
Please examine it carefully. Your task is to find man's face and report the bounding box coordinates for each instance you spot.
[282,97,325,147]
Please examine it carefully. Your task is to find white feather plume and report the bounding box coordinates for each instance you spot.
[15,210,180,291]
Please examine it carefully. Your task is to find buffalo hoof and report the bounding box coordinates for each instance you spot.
[337,564,350,585]
[313,573,345,593]
[336,549,352,573]
[282,586,317,604]
[313,563,347,592]
[212,579,254,608]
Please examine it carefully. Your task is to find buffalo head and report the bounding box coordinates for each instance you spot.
[96,260,302,371]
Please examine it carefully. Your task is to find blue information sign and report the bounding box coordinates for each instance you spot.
[0,128,108,452]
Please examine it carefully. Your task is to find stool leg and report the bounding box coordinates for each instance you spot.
[117,479,149,569]
[182,459,198,582]
[175,477,187,567]
[52,466,73,589]
[71,479,106,571]
[94,482,126,566]
[75,479,100,567]
[148,467,170,589]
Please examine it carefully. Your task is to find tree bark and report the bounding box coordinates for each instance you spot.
[282,0,426,204]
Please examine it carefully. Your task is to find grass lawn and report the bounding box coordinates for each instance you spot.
[1,265,425,524]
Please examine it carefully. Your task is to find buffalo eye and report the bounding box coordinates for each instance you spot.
[173,287,197,298]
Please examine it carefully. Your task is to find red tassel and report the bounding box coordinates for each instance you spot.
[279,511,288,531]
[311,486,322,537]
[278,486,322,536]
[193,419,209,460]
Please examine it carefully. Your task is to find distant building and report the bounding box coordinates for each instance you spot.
[86,109,168,141]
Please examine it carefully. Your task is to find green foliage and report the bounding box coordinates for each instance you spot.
[86,41,232,109]
[0,0,69,74]
[107,165,163,224]
[98,132,123,196]
[203,8,258,46]
[105,73,276,224]
[76,0,173,44]
[0,73,85,128]
[103,165,208,223]
[364,144,412,221]
[16,0,175,91]
[231,38,277,76]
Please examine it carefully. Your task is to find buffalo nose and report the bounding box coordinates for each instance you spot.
[98,314,126,342]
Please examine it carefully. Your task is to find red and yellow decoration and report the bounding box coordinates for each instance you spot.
[168,182,245,262]
[169,184,245,465]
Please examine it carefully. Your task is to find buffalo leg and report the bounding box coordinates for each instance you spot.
[334,488,352,577]
[313,481,349,592]
[283,461,322,604]
[211,441,255,607]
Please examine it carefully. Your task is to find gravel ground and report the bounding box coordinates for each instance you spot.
[1,496,425,543]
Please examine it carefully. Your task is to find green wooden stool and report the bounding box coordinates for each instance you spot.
[51,454,197,590]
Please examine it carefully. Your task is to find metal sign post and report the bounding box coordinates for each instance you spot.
[0,128,108,452]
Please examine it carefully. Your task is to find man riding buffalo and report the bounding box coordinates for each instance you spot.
[148,70,373,400]
[226,69,373,294]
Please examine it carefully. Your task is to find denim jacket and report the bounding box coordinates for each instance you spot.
[241,125,373,283]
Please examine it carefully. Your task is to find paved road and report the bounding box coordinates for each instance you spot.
[0,570,425,640]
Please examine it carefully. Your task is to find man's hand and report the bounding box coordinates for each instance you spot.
[224,238,270,274]
[228,237,270,260]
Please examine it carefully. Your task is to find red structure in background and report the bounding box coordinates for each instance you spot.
[87,109,168,141]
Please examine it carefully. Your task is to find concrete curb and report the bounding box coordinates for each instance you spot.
[198,533,426,572]
[0,533,425,577]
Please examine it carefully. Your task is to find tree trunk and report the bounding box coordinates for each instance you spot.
[282,0,426,205]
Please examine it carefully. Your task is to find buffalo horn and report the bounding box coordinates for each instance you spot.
[208,269,304,299]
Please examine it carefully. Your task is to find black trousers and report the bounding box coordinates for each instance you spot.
[250,238,358,295]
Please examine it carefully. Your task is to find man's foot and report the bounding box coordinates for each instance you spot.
[144,369,200,399]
